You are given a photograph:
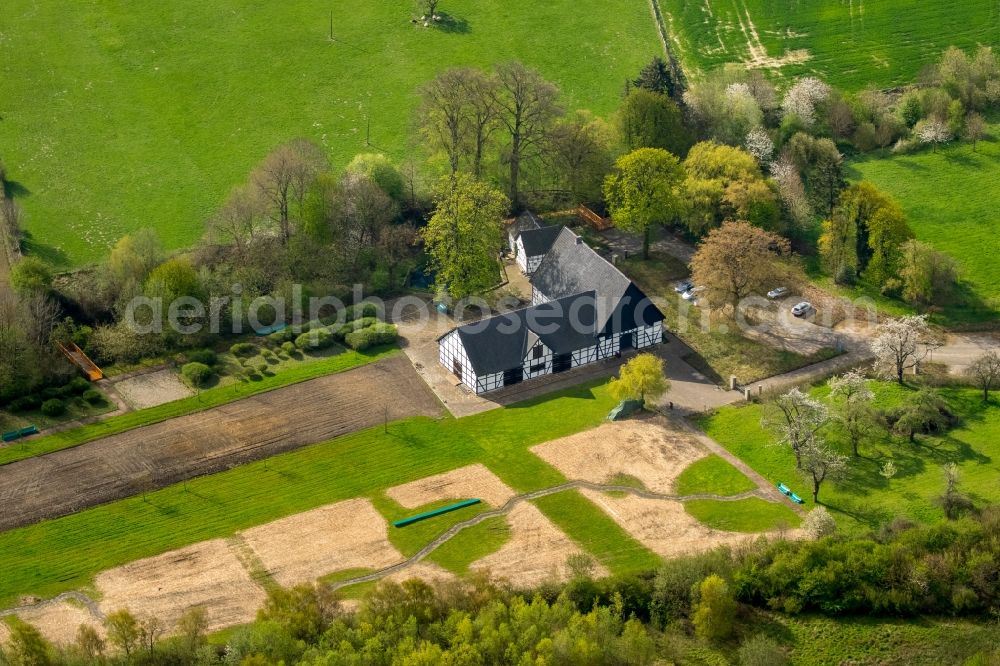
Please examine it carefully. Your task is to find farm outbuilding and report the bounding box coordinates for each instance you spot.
[513,224,563,275]
[505,210,542,250]
[439,227,664,394]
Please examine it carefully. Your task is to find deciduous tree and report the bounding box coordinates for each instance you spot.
[799,436,848,503]
[681,142,778,234]
[609,353,668,405]
[898,239,959,306]
[963,111,987,151]
[252,139,329,244]
[762,388,828,469]
[492,62,561,208]
[543,111,613,206]
[423,174,508,300]
[690,220,790,313]
[871,315,931,384]
[603,148,684,258]
[692,575,736,641]
[616,88,690,156]
[965,350,1000,402]
[828,370,877,456]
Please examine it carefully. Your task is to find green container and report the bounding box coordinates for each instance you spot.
[393,498,481,528]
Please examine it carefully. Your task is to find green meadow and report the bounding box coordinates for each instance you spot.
[699,382,1000,534]
[0,0,660,267]
[658,0,1000,89]
[848,129,1000,318]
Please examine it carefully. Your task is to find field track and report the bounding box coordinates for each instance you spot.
[0,355,442,530]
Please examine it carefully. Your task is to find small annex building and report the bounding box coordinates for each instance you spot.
[514,224,563,275]
[439,227,665,394]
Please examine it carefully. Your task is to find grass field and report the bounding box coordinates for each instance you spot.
[0,0,660,267]
[659,0,1000,89]
[699,382,1000,533]
[848,131,1000,320]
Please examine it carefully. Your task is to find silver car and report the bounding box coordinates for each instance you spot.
[791,301,815,317]
[682,286,705,301]
[767,286,789,299]
[674,279,694,293]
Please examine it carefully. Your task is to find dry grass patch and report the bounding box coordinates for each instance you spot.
[0,601,103,647]
[385,562,457,587]
[114,369,193,410]
[580,490,764,558]
[242,498,403,588]
[386,463,516,509]
[471,503,607,587]
[96,539,265,633]
[531,418,706,494]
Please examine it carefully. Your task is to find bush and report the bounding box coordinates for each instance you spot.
[281,341,296,354]
[268,329,295,344]
[188,349,218,366]
[41,399,66,417]
[82,389,105,405]
[181,362,215,388]
[9,395,43,413]
[230,342,258,358]
[803,507,837,539]
[738,635,788,666]
[66,377,91,396]
[344,323,398,351]
[295,328,336,351]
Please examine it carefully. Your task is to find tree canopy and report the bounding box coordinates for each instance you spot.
[603,147,684,258]
[423,174,509,300]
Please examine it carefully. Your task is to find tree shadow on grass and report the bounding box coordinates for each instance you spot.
[414,12,470,34]
[21,233,69,267]
[2,179,30,199]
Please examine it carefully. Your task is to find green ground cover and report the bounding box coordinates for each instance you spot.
[0,381,623,605]
[425,516,512,575]
[684,497,800,533]
[0,0,660,267]
[0,345,398,466]
[699,382,1000,533]
[622,252,839,384]
[674,454,757,497]
[658,0,1000,89]
[848,131,1000,322]
[0,387,115,432]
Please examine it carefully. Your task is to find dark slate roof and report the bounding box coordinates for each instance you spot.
[448,292,599,375]
[506,211,541,239]
[518,225,563,257]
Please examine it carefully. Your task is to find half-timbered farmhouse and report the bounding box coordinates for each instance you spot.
[438,227,665,394]
[513,224,562,275]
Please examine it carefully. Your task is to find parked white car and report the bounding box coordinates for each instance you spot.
[791,301,815,317]
[767,286,789,299]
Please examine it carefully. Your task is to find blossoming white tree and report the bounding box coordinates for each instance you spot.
[870,315,931,384]
[762,387,829,468]
[782,77,830,127]
[745,127,774,167]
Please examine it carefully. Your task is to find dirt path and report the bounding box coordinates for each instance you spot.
[0,355,442,530]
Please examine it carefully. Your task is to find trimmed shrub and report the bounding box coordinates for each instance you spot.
[82,389,105,405]
[188,349,218,366]
[344,323,398,351]
[281,341,296,354]
[41,386,65,400]
[181,362,215,388]
[41,399,66,417]
[295,328,336,351]
[347,302,378,320]
[230,342,258,358]
[66,377,91,396]
[9,395,43,413]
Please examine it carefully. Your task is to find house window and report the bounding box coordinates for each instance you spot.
[532,345,543,360]
[530,363,546,373]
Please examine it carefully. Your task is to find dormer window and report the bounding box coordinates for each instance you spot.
[532,345,544,360]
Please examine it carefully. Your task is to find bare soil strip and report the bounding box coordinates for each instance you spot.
[0,354,442,530]
[386,463,516,509]
[530,417,707,494]
[242,498,404,588]
[580,490,758,558]
[471,502,608,587]
[114,369,193,410]
[95,539,267,634]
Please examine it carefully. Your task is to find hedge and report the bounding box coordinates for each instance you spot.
[295,328,336,351]
[41,399,66,417]
[230,342,258,358]
[181,362,215,388]
[187,349,218,366]
[344,323,398,351]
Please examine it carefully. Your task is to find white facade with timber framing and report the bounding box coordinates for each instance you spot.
[438,227,665,394]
